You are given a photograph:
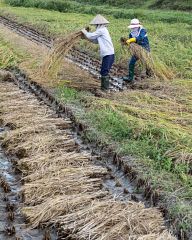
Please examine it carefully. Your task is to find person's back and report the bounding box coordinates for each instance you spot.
[95,25,114,57]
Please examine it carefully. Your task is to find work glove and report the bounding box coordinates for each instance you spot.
[126,38,136,45]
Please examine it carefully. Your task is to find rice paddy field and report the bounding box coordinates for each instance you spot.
[0,0,191,238]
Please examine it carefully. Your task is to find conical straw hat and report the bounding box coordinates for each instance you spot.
[90,14,109,25]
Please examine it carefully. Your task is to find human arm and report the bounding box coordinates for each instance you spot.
[82,28,101,43]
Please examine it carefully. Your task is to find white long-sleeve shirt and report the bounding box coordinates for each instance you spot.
[83,26,114,58]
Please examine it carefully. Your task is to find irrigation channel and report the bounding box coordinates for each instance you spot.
[0,16,133,91]
[0,68,176,240]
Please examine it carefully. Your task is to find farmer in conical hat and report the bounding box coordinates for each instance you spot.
[122,18,150,83]
[82,15,115,91]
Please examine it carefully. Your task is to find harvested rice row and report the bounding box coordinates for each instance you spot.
[19,152,91,174]
[0,78,176,239]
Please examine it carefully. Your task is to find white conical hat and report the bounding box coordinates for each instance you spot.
[90,14,109,25]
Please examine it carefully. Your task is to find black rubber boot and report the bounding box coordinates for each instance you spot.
[122,64,134,83]
[101,76,110,90]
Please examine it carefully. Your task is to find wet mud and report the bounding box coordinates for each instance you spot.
[0,129,56,239]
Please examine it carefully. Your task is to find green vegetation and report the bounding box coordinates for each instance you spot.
[75,0,192,11]
[4,0,192,25]
[4,0,192,11]
[57,82,192,182]
[0,37,20,68]
[151,0,192,11]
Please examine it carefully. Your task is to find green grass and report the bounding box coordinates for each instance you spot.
[0,36,21,68]
[151,0,192,11]
[4,0,192,11]
[75,0,192,11]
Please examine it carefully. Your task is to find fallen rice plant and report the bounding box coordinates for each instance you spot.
[18,152,91,174]
[21,171,105,205]
[22,192,108,228]
[52,200,176,240]
[2,130,76,156]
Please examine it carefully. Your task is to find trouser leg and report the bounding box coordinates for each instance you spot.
[100,54,115,76]
[100,55,115,90]
[123,55,138,82]
[128,55,138,81]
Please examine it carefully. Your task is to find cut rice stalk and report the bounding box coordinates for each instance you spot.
[41,31,83,78]
[22,192,108,228]
[129,43,175,80]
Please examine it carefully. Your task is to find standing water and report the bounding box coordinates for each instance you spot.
[0,128,56,240]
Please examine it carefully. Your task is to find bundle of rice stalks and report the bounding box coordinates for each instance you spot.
[2,131,76,156]
[53,200,174,240]
[41,31,83,78]
[0,91,26,101]
[135,231,176,240]
[2,124,57,142]
[22,192,107,228]
[2,107,57,128]
[129,43,175,80]
[23,164,107,183]
[21,170,105,205]
[19,152,91,174]
[2,113,48,129]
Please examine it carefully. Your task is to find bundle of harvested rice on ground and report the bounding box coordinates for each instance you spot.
[52,200,175,239]
[2,131,75,156]
[127,43,175,80]
[21,171,105,205]
[0,99,54,129]
[1,111,46,128]
[2,124,58,143]
[41,31,83,78]
[22,192,107,228]
[23,164,107,183]
[166,148,192,166]
[18,152,91,174]
[134,231,176,240]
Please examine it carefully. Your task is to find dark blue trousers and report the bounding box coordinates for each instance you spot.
[100,54,115,76]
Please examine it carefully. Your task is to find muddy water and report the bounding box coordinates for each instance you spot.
[0,128,56,240]
[73,133,143,203]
